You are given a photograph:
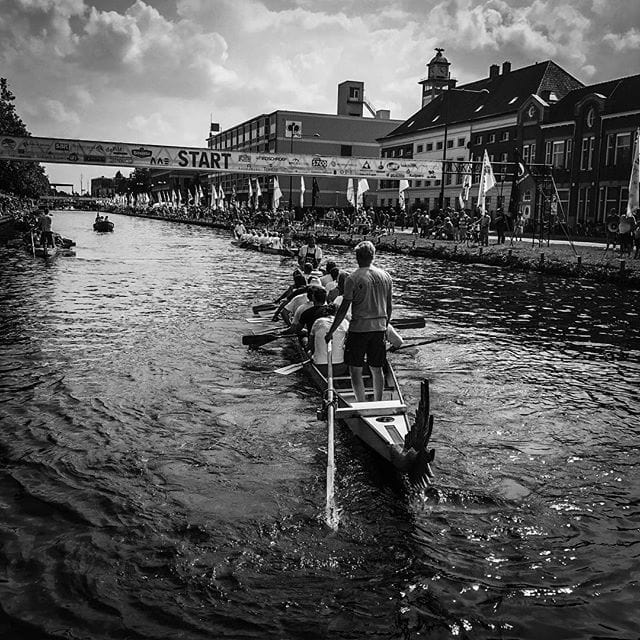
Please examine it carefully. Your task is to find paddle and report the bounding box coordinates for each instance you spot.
[243,317,426,348]
[242,331,295,346]
[274,360,310,375]
[252,302,278,314]
[389,336,449,351]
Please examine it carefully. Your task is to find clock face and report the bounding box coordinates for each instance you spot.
[586,107,595,128]
[527,105,536,119]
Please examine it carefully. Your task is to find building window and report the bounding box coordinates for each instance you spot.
[500,131,510,142]
[426,143,433,151]
[476,134,483,145]
[340,145,352,157]
[444,197,451,208]
[488,133,496,143]
[415,180,421,187]
[546,140,570,168]
[416,144,424,153]
[523,190,532,202]
[447,139,454,149]
[457,137,466,147]
[580,137,594,170]
[349,86,360,99]
[436,141,443,150]
[425,180,431,187]
[555,189,570,217]
[424,198,430,210]
[577,186,592,222]
[607,132,632,165]
[522,143,535,165]
[445,161,452,185]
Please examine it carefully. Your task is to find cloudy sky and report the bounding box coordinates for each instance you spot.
[1,0,639,191]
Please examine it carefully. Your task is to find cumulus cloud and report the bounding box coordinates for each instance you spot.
[2,0,639,189]
[603,27,640,51]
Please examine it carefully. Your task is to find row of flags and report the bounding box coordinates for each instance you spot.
[107,130,640,215]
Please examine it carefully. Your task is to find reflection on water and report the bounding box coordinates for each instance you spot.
[0,211,638,639]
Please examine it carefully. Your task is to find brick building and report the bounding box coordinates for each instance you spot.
[378,51,583,215]
[206,81,402,211]
[379,50,640,229]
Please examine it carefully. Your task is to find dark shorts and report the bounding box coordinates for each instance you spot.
[344,331,386,368]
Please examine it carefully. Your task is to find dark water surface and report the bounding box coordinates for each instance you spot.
[1,211,639,639]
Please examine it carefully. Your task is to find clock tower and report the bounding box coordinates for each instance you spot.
[419,48,457,107]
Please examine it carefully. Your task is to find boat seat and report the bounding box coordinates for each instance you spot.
[335,399,406,418]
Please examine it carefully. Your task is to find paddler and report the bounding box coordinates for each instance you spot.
[298,235,322,269]
[324,240,393,403]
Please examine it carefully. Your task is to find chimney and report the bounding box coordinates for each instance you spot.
[375,109,390,120]
[210,122,220,133]
[502,61,511,75]
[489,64,500,78]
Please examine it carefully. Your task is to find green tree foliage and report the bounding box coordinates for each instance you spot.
[0,78,50,198]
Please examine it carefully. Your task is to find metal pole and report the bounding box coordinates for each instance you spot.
[439,93,448,211]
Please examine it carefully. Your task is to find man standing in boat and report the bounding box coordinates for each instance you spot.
[38,207,54,248]
[325,240,392,403]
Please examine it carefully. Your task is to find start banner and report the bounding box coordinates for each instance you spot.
[0,135,442,180]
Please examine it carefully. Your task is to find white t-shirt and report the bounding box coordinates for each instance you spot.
[310,317,348,365]
[292,301,313,326]
[285,293,309,316]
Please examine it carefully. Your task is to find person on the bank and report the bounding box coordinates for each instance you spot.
[38,208,54,248]
[325,240,393,403]
[494,208,507,244]
[478,209,491,246]
[618,210,636,257]
[298,235,322,269]
[605,208,619,251]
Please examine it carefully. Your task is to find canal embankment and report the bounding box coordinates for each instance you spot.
[76,208,640,289]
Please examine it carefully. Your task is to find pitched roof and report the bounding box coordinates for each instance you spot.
[381,60,583,141]
[548,73,640,122]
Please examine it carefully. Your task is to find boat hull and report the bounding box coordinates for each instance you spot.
[231,240,294,257]
[93,221,114,232]
[294,340,423,474]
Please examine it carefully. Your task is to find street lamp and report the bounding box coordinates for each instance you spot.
[439,87,489,211]
[286,122,320,209]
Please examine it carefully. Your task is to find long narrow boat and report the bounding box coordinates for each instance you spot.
[33,244,59,260]
[294,337,434,481]
[231,239,295,257]
[250,306,435,482]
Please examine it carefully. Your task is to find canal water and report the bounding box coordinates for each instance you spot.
[1,211,638,640]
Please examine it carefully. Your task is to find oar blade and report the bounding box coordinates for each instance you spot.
[252,302,277,314]
[392,317,426,330]
[242,333,279,346]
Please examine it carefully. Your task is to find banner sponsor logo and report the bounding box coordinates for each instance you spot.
[132,147,152,158]
[0,135,444,179]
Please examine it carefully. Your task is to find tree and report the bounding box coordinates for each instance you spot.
[128,167,151,194]
[0,78,50,198]
[113,170,128,195]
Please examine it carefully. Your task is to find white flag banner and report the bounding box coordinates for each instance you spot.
[219,185,225,201]
[478,149,496,210]
[300,176,306,208]
[627,128,640,215]
[210,184,218,203]
[461,172,472,202]
[255,178,262,198]
[248,178,253,201]
[273,176,282,209]
[398,179,409,210]
[346,178,355,206]
[357,178,369,207]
